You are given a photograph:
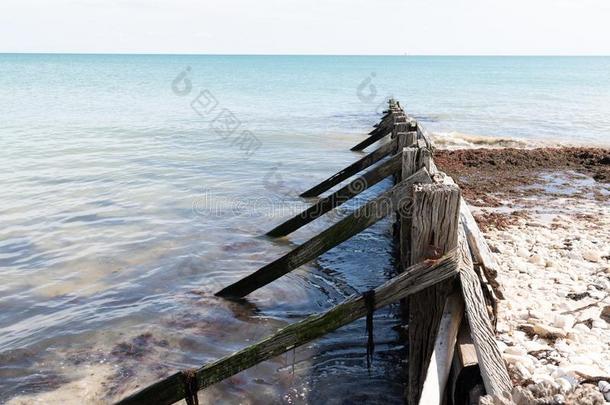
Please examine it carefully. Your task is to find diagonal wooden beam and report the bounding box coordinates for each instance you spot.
[216,168,432,299]
[267,152,402,237]
[116,250,460,405]
[300,137,397,198]
[457,227,512,397]
[351,116,408,151]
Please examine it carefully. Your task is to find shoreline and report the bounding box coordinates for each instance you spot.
[436,146,610,403]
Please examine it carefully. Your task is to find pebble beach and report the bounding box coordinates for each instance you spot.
[436,147,610,404]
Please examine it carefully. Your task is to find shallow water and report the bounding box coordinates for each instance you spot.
[1,55,609,403]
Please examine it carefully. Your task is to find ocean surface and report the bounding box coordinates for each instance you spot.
[1,54,609,404]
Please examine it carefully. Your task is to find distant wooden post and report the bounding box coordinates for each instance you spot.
[405,183,461,405]
[398,147,423,270]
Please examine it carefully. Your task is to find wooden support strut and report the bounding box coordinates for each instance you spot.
[419,290,465,405]
[217,168,433,299]
[351,115,410,151]
[457,227,512,397]
[300,137,398,198]
[116,251,460,405]
[267,151,402,237]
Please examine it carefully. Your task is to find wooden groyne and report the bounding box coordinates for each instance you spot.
[116,99,512,405]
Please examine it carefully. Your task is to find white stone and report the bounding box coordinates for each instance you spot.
[573,323,591,333]
[514,362,532,380]
[523,340,551,352]
[598,381,610,401]
[556,377,573,393]
[545,259,557,268]
[503,353,535,369]
[582,249,601,262]
[578,307,601,322]
[529,254,545,265]
[517,248,530,258]
[505,345,527,356]
[568,355,594,365]
[564,364,606,379]
[553,314,576,330]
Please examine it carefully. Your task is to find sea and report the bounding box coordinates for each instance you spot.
[1,54,609,404]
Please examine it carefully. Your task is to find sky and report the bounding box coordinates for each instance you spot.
[1,0,610,55]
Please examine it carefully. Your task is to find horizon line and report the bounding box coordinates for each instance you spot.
[1,52,610,57]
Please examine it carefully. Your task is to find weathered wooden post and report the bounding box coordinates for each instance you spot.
[405,183,461,405]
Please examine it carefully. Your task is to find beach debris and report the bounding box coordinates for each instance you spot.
[519,323,567,340]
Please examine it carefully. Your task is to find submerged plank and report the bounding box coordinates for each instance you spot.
[351,116,408,151]
[217,168,432,298]
[116,250,460,405]
[300,137,397,197]
[267,152,402,237]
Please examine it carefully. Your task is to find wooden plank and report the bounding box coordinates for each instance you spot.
[351,123,393,151]
[368,112,395,133]
[267,152,402,237]
[459,203,505,299]
[450,321,482,405]
[407,183,461,405]
[351,115,408,151]
[217,168,433,298]
[301,137,397,197]
[399,147,426,271]
[416,122,434,150]
[458,226,512,397]
[116,250,460,405]
[419,290,465,405]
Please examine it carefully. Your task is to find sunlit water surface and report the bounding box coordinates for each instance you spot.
[1,54,609,404]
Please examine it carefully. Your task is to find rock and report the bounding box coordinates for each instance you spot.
[505,345,527,356]
[564,364,607,379]
[554,340,574,355]
[523,340,551,352]
[556,377,573,393]
[583,249,601,262]
[565,383,606,404]
[503,353,535,370]
[568,355,594,365]
[601,305,610,323]
[574,323,592,333]
[520,323,568,340]
[529,254,545,265]
[496,322,510,333]
[554,314,576,330]
[578,307,601,322]
[517,247,530,258]
[598,380,610,402]
[514,361,532,380]
[546,259,557,268]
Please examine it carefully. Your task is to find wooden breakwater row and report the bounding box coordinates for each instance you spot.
[116,99,512,405]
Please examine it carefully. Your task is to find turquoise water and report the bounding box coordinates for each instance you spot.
[1,55,609,404]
